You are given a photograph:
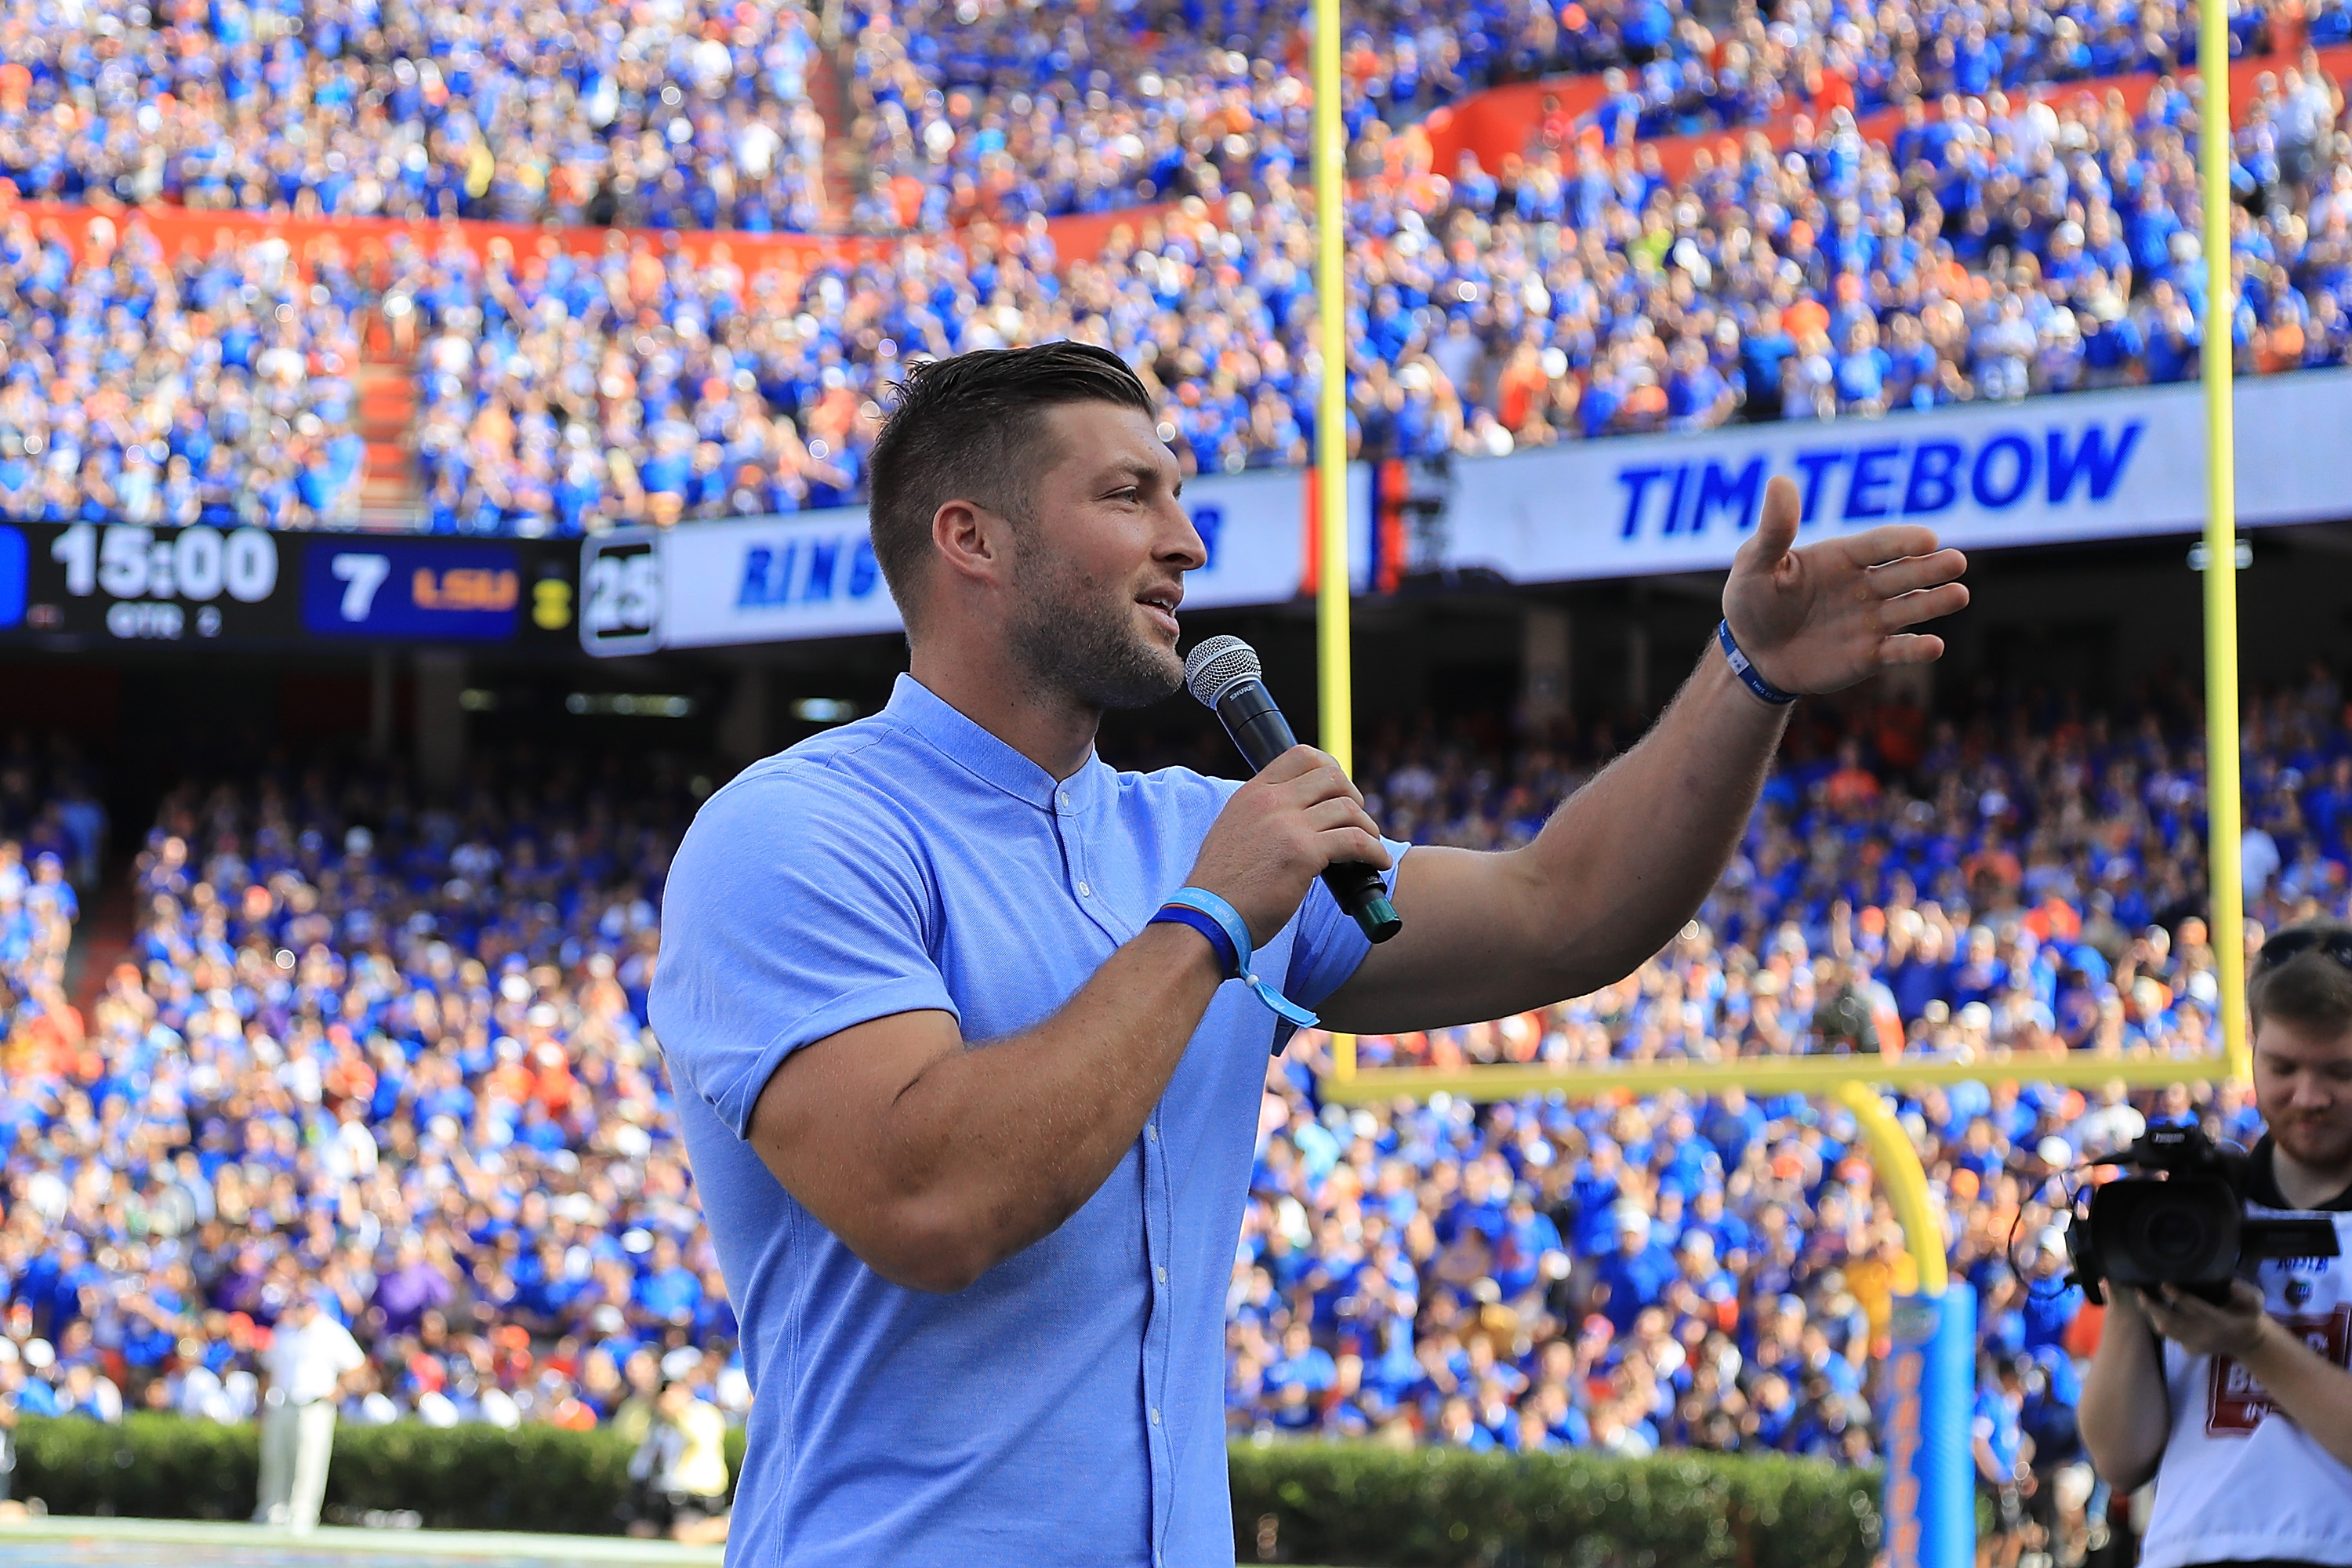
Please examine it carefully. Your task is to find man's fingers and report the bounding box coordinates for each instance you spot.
[1316,826,1394,871]
[1737,474,1802,570]
[1880,582,1971,630]
[1301,798,1392,869]
[1300,796,1381,837]
[1255,744,1338,784]
[1875,633,1946,667]
[1270,757,1365,810]
[1867,547,1969,597]
[1838,523,1944,566]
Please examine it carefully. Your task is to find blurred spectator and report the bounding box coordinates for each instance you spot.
[624,1377,733,1544]
[254,1290,365,1533]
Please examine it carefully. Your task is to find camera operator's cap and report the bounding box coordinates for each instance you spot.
[2038,1135,2074,1167]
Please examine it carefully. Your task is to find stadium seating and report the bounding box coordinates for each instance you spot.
[0,0,832,230]
[836,0,2278,227]
[0,0,2281,230]
[0,213,371,527]
[0,670,2327,1495]
[0,756,743,1428]
[6,42,2348,533]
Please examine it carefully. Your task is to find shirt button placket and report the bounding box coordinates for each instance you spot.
[1143,1113,1174,1566]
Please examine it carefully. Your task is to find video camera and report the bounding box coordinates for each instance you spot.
[2065,1123,2339,1306]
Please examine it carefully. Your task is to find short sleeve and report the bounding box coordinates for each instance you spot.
[649,759,959,1138]
[1281,834,1413,1011]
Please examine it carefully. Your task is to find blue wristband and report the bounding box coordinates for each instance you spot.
[1150,903,1238,976]
[1152,887,1320,1029]
[1718,619,1798,706]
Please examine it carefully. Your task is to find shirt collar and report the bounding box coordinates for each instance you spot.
[881,673,1099,812]
[2251,1134,2352,1211]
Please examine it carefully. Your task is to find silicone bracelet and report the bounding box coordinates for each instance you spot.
[1717,619,1798,706]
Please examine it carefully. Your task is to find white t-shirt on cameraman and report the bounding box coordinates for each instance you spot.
[2138,1197,2352,1568]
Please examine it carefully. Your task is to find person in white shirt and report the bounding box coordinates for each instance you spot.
[253,1294,365,1534]
[625,1379,733,1544]
[2243,822,2284,901]
[2081,920,2352,1568]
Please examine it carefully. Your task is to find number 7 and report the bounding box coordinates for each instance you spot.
[332,554,392,620]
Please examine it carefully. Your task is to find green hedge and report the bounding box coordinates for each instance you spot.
[13,1416,748,1533]
[16,1417,1878,1565]
[1229,1443,1880,1567]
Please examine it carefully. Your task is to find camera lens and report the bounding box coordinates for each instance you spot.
[2143,1207,2209,1265]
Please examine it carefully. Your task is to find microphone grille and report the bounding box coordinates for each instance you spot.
[1183,635,1261,708]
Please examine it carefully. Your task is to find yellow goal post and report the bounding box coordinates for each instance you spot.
[1314,1050,2238,1296]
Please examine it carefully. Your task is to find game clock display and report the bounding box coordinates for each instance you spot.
[0,522,579,650]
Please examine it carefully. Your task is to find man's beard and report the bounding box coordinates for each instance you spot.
[1005,546,1181,712]
[2273,1108,2352,1176]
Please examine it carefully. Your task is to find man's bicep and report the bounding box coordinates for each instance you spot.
[650,776,956,1134]
[744,1008,964,1243]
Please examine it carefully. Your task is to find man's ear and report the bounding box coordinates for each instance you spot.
[931,498,1013,591]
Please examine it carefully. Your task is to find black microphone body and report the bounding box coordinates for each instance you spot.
[1210,677,1403,945]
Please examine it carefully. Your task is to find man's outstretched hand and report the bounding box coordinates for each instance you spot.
[1722,474,1970,696]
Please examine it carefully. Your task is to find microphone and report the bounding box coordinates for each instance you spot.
[1184,635,1403,945]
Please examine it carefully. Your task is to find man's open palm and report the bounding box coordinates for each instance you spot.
[1722,474,1970,695]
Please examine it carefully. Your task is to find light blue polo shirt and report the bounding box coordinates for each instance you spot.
[649,673,1403,1567]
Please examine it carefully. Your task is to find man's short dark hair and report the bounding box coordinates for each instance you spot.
[2250,917,2352,1037]
[867,342,1155,629]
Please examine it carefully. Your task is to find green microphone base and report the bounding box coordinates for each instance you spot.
[1355,895,1403,944]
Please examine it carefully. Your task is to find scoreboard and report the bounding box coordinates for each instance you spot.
[0,522,579,651]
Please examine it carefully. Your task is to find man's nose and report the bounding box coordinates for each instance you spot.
[1159,506,1207,569]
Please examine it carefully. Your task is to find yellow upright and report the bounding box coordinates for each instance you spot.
[2198,9,2248,1081]
[1312,0,1356,1080]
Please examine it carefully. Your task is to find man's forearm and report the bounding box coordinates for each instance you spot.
[1522,646,1789,991]
[2238,1314,2352,1472]
[2079,1295,2171,1490]
[1320,647,1789,1033]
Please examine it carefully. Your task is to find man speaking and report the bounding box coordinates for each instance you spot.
[648,341,1969,1565]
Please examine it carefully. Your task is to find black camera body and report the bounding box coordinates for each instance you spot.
[2067,1123,2339,1306]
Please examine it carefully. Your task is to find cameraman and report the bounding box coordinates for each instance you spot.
[2080,920,2352,1568]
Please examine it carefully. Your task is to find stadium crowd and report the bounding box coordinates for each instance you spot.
[1221,667,2319,1477]
[0,753,749,1441]
[0,210,372,528]
[0,0,832,230]
[834,0,2300,228]
[0,665,2329,1559]
[1,0,2332,232]
[7,41,2352,532]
